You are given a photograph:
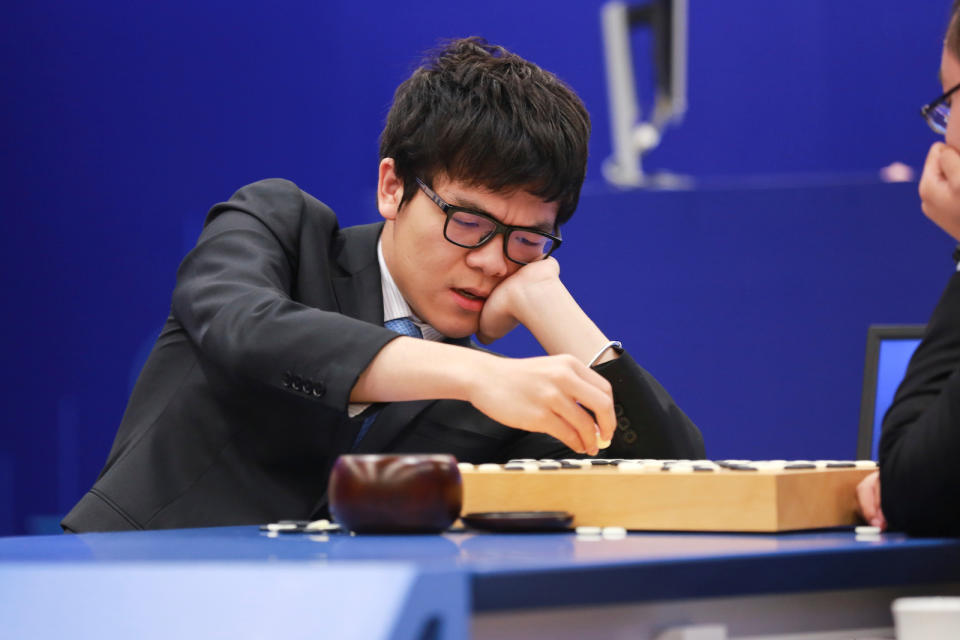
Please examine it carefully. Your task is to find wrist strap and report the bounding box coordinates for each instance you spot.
[588,340,623,368]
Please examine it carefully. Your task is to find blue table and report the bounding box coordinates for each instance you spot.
[2,526,959,639]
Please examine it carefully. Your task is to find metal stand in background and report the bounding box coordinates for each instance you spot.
[601,0,688,188]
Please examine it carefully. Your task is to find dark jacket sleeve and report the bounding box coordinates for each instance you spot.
[879,272,960,536]
[500,350,705,461]
[172,178,398,411]
[595,351,705,459]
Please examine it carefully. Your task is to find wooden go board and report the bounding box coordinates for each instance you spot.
[458,459,877,533]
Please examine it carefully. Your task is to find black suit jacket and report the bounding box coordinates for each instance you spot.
[879,271,960,536]
[63,179,704,532]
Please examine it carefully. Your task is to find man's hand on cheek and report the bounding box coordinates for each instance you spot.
[477,258,562,344]
[919,141,960,242]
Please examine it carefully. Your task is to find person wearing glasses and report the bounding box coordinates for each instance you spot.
[857,3,960,536]
[62,37,703,532]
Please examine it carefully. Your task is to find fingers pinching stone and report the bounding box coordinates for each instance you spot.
[593,425,612,450]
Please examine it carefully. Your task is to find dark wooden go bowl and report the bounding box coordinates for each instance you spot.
[328,454,462,533]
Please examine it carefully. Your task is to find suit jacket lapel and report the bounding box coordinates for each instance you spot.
[331,222,384,324]
[352,399,435,453]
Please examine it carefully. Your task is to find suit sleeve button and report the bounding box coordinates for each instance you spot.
[614,404,624,417]
[617,416,631,430]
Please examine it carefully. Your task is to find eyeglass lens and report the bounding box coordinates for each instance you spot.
[929,102,950,134]
[445,211,555,263]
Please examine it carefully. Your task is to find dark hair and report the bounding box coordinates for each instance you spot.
[379,37,590,226]
[949,1,960,60]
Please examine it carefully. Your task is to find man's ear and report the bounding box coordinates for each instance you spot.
[377,158,404,221]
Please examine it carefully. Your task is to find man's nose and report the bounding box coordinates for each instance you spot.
[465,235,509,277]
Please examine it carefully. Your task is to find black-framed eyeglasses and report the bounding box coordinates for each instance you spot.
[415,178,562,265]
[921,81,960,134]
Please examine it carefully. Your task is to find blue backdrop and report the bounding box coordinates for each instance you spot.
[0,1,953,535]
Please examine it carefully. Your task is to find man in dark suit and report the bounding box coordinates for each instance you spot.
[63,37,703,533]
[857,4,960,536]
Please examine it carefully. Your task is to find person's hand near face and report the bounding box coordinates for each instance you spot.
[476,257,559,345]
[919,47,960,241]
[919,141,960,241]
[478,256,620,365]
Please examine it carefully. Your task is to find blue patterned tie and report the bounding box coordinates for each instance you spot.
[383,317,423,339]
[352,317,422,448]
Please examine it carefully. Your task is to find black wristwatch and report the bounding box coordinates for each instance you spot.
[953,244,960,266]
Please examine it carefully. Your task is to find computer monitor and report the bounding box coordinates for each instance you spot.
[601,0,688,186]
[857,325,925,460]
